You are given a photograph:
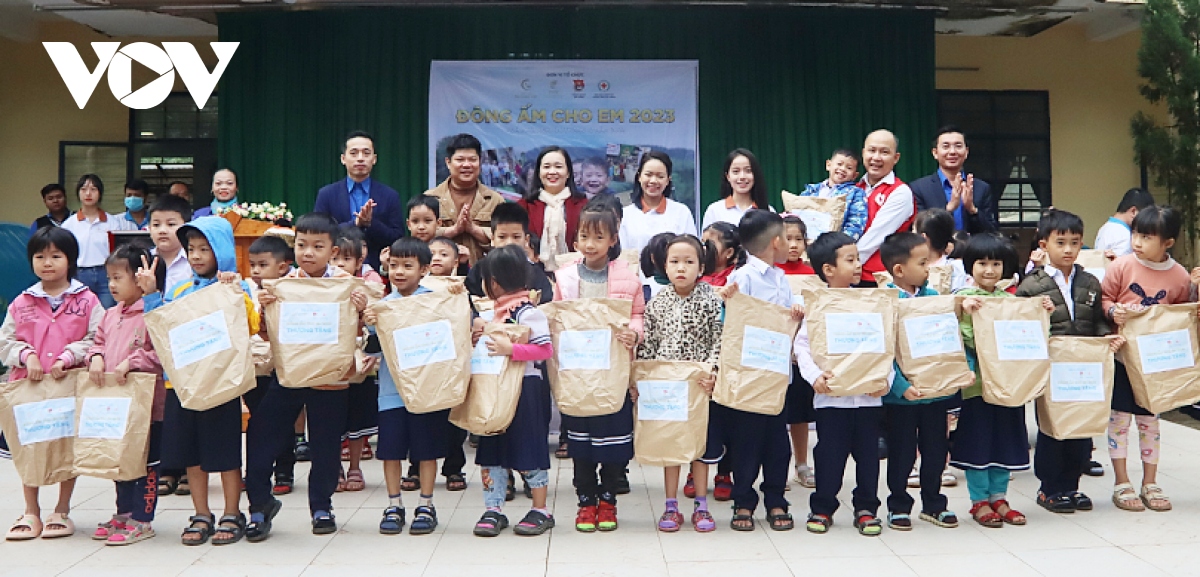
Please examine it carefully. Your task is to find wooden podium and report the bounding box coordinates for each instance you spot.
[222,213,276,280]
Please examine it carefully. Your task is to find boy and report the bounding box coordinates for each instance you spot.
[1018,210,1122,513]
[878,232,959,530]
[716,209,805,531]
[363,237,458,535]
[465,202,554,304]
[137,216,259,545]
[794,232,889,536]
[407,195,440,243]
[1094,188,1154,258]
[244,235,297,496]
[245,213,368,540]
[800,149,867,240]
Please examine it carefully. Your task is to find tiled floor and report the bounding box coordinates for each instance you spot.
[5,416,1200,577]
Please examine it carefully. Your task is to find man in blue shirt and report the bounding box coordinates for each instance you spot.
[909,126,998,233]
[314,131,404,267]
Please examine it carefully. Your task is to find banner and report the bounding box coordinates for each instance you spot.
[428,60,700,216]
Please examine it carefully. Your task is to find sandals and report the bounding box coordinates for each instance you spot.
[853,511,882,536]
[990,500,1026,526]
[401,474,420,492]
[887,512,912,531]
[712,475,733,502]
[970,502,1003,528]
[336,470,347,493]
[175,475,191,496]
[692,509,716,533]
[212,513,246,545]
[379,506,406,534]
[181,515,214,546]
[246,498,283,542]
[42,513,75,539]
[730,508,755,532]
[1072,492,1094,511]
[805,513,832,534]
[158,476,179,496]
[795,464,816,489]
[474,511,509,537]
[658,508,683,532]
[941,469,958,487]
[311,511,337,535]
[1112,483,1145,512]
[513,510,555,536]
[767,508,794,531]
[683,473,696,498]
[343,469,366,492]
[1141,484,1172,512]
[555,442,569,459]
[93,515,127,540]
[410,505,438,535]
[446,473,467,492]
[6,514,42,541]
[1038,491,1075,514]
[107,521,155,546]
[919,510,959,528]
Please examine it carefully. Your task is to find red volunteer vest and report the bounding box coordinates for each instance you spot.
[858,177,916,276]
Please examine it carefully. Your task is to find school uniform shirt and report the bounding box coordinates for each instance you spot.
[727,254,793,308]
[702,196,772,230]
[619,198,697,255]
[152,247,192,296]
[373,286,433,411]
[1094,217,1133,257]
[794,316,892,409]
[60,210,136,267]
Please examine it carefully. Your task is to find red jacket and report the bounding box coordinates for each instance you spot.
[519,195,588,250]
[858,177,916,276]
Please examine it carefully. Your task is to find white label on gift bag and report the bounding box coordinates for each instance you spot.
[1138,329,1195,374]
[169,310,232,368]
[13,398,75,445]
[558,329,611,371]
[393,320,456,370]
[1050,362,1105,402]
[77,397,132,439]
[471,337,504,376]
[904,313,962,358]
[741,326,791,375]
[796,210,833,239]
[637,380,689,421]
[993,320,1048,361]
[279,303,340,345]
[826,313,886,355]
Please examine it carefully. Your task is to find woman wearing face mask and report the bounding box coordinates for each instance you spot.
[518,147,588,273]
[122,179,150,230]
[193,168,240,218]
[702,149,772,230]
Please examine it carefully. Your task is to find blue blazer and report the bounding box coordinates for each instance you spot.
[314,178,404,267]
[910,173,998,233]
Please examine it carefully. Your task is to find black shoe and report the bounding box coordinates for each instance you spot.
[1084,460,1104,477]
[878,437,888,460]
[1037,491,1075,514]
[312,511,337,535]
[505,482,516,502]
[246,498,283,542]
[295,439,311,462]
[1071,492,1094,511]
[615,470,631,495]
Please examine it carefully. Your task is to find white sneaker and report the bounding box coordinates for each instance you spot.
[941,469,957,487]
[907,468,920,488]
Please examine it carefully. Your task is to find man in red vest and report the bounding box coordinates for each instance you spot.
[856,129,917,286]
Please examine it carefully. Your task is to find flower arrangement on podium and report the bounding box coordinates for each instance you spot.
[216,202,293,224]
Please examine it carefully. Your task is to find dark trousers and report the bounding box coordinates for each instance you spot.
[244,376,297,480]
[441,424,469,477]
[726,407,790,512]
[574,459,626,505]
[885,401,952,515]
[811,406,883,517]
[114,422,162,523]
[1034,432,1090,497]
[246,383,348,514]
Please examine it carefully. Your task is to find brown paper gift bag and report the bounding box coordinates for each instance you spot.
[264,277,364,388]
[804,288,898,397]
[0,370,79,486]
[419,276,467,293]
[251,335,274,377]
[896,296,974,398]
[632,361,711,467]
[714,293,800,414]
[781,191,847,239]
[73,372,155,480]
[787,275,826,306]
[874,267,951,296]
[1036,337,1115,440]
[1075,249,1110,283]
[144,282,256,411]
[971,298,1051,407]
[449,324,531,435]
[1119,304,1200,414]
[372,291,472,413]
[541,298,634,417]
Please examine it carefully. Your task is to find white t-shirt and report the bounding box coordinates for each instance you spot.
[619,199,697,254]
[1094,218,1133,257]
[60,211,136,268]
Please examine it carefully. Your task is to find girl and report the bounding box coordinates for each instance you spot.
[953,233,1052,528]
[61,173,136,308]
[518,146,588,272]
[779,215,815,275]
[640,232,676,302]
[193,168,241,218]
[914,209,968,294]
[553,207,645,533]
[472,245,556,537]
[699,222,744,288]
[637,234,723,532]
[702,149,771,229]
[619,151,697,256]
[778,216,816,489]
[1103,206,1192,513]
[87,244,164,545]
[0,227,103,540]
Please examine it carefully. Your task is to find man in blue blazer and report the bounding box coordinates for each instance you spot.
[909,125,998,233]
[314,131,404,267]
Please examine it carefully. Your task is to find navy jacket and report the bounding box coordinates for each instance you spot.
[909,173,998,233]
[314,178,404,267]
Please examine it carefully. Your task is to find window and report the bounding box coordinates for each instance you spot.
[131,93,219,204]
[937,91,1051,227]
[58,142,130,215]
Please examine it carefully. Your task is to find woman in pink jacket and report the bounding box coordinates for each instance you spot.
[552,207,644,533]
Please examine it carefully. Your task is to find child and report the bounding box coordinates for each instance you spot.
[1017,210,1123,514]
[953,233,1050,528]
[87,244,165,545]
[879,232,959,530]
[0,227,102,540]
[471,245,556,537]
[637,234,723,532]
[1103,206,1191,513]
[362,237,456,535]
[554,207,645,532]
[407,194,440,243]
[428,237,460,278]
[914,208,968,293]
[800,148,868,239]
[778,215,815,275]
[716,209,805,532]
[794,232,888,536]
[465,203,554,304]
[333,226,382,491]
[1094,188,1154,258]
[245,213,368,540]
[778,215,817,489]
[244,236,296,496]
[640,232,676,301]
[138,216,259,545]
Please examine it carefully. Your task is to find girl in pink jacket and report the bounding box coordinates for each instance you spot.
[86,245,164,545]
[0,227,103,540]
[553,207,645,533]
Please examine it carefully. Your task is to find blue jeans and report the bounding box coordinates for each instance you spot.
[481,467,548,509]
[78,265,114,308]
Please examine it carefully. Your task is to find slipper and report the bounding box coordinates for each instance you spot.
[106,521,155,546]
[41,513,74,539]
[6,514,42,541]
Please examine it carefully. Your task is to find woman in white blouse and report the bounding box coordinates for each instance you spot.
[702,148,772,229]
[60,174,135,308]
[619,151,697,254]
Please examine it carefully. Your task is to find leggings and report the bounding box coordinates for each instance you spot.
[1107,411,1160,465]
[965,467,1009,504]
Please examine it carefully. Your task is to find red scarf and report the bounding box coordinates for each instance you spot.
[493,290,531,323]
[700,265,735,287]
[777,260,815,275]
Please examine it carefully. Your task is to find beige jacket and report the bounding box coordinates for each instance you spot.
[424,179,506,265]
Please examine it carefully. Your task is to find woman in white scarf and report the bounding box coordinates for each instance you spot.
[518,146,588,272]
